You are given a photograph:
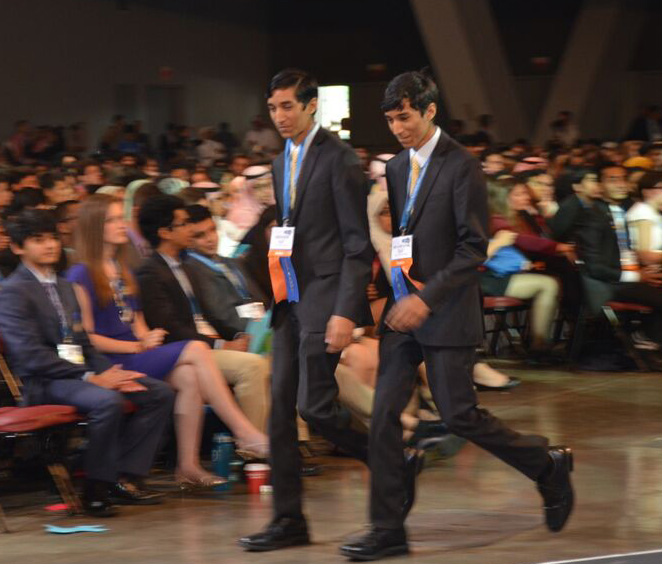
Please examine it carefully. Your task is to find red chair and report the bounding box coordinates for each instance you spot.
[0,346,83,532]
[483,296,530,357]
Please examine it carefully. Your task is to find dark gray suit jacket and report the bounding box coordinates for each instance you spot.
[0,263,111,403]
[271,127,373,331]
[384,129,488,347]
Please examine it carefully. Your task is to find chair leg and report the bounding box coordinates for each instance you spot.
[489,312,505,356]
[47,463,82,515]
[0,502,10,533]
[602,306,650,371]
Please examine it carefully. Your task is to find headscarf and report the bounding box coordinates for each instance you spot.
[158,177,189,196]
[123,179,152,220]
[226,165,271,229]
[367,189,392,283]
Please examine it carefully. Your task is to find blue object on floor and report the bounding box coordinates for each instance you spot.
[45,524,109,534]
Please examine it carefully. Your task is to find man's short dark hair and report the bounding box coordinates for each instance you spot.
[6,209,57,247]
[598,162,626,181]
[39,172,65,190]
[7,188,46,216]
[138,194,185,249]
[566,167,598,186]
[267,68,318,108]
[638,171,662,198]
[381,70,439,114]
[186,204,212,224]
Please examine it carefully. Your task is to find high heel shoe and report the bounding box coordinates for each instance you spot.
[176,474,227,493]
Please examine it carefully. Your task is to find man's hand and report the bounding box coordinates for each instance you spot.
[89,365,146,391]
[641,265,662,287]
[385,294,431,332]
[140,329,168,351]
[325,315,356,353]
[223,334,250,352]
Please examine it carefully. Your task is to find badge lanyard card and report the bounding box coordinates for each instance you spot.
[268,134,312,304]
[391,159,429,301]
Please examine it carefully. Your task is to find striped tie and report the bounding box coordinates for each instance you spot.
[409,157,421,196]
[289,144,300,209]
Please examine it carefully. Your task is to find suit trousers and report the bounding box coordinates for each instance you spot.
[40,376,175,483]
[270,305,369,519]
[370,331,549,530]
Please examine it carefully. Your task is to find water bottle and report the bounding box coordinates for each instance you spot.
[211,433,234,492]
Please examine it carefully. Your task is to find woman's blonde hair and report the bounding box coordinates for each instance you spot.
[74,194,137,307]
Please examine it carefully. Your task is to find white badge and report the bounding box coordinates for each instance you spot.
[236,302,266,320]
[269,226,296,251]
[57,344,85,365]
[391,235,414,261]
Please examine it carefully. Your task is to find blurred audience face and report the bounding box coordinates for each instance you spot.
[120,154,137,167]
[527,173,554,202]
[601,166,628,203]
[81,163,104,185]
[45,179,73,206]
[649,147,662,170]
[508,183,532,211]
[104,201,129,246]
[230,156,251,177]
[377,202,392,234]
[143,158,160,177]
[11,231,60,268]
[483,154,505,175]
[57,201,81,248]
[267,87,318,142]
[573,173,602,202]
[190,217,218,256]
[384,98,436,150]
[0,181,13,208]
[171,167,190,182]
[15,174,39,191]
[163,209,192,251]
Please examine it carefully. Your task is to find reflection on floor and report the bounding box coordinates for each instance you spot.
[3,364,662,564]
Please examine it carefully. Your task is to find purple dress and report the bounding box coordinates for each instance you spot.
[67,263,188,381]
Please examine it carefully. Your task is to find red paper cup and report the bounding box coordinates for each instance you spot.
[245,463,270,494]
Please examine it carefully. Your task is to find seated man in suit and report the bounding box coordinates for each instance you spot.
[136,195,270,434]
[0,209,174,516]
[575,163,662,347]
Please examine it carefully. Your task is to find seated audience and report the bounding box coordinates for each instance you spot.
[136,195,270,436]
[626,171,662,264]
[68,194,268,489]
[0,209,175,515]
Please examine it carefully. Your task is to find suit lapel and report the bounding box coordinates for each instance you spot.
[290,128,325,225]
[272,153,285,224]
[407,133,450,232]
[389,153,409,234]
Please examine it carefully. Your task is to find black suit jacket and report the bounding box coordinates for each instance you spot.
[547,193,590,243]
[185,255,248,337]
[0,264,111,403]
[271,127,373,331]
[136,252,240,344]
[383,130,488,347]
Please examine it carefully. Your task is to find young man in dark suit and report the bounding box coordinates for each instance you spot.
[340,71,575,561]
[0,209,174,516]
[238,69,374,552]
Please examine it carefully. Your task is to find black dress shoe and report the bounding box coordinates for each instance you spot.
[407,420,449,445]
[108,480,165,505]
[475,376,521,392]
[238,517,310,552]
[537,445,574,532]
[340,527,409,561]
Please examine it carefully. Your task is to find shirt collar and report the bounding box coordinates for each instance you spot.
[293,122,321,161]
[159,251,181,269]
[409,126,441,167]
[25,263,57,284]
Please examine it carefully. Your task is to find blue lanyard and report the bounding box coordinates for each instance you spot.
[282,128,313,223]
[188,252,251,300]
[398,158,430,234]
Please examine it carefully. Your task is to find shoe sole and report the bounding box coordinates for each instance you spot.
[340,544,409,561]
[238,538,311,552]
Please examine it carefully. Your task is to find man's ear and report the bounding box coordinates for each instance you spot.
[157,226,170,243]
[306,97,318,116]
[9,242,23,257]
[425,102,437,122]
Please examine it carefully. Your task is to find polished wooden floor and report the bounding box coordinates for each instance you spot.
[3,364,662,564]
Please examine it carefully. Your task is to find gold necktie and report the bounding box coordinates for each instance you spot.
[289,144,300,210]
[409,157,421,196]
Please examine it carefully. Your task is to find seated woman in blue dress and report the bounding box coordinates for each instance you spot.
[68,194,268,489]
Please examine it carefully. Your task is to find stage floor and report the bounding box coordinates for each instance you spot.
[3,364,662,564]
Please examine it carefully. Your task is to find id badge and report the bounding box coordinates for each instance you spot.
[269,226,295,252]
[236,302,266,320]
[57,343,85,365]
[391,235,413,261]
